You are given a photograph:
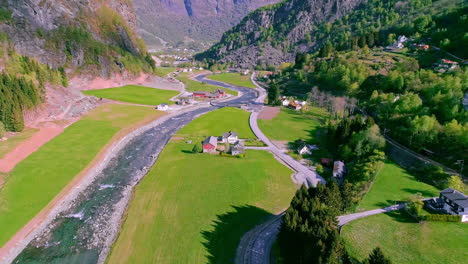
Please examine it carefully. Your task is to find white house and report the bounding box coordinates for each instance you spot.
[282,99,290,106]
[221,131,239,144]
[297,144,318,155]
[333,161,346,179]
[156,103,169,111]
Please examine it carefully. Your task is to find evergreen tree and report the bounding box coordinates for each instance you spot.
[267,82,281,106]
[340,180,355,211]
[367,247,392,264]
[192,142,202,153]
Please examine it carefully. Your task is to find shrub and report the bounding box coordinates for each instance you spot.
[192,142,202,153]
[423,214,461,222]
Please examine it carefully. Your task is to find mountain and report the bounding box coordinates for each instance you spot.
[0,0,153,76]
[195,0,364,67]
[0,0,155,133]
[133,0,281,47]
[197,0,460,68]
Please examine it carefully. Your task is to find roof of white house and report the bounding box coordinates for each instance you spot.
[203,136,218,147]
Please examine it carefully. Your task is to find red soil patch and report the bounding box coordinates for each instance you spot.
[258,106,280,120]
[0,122,66,172]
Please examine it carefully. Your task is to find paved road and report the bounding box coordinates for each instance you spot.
[337,204,405,226]
[235,213,284,264]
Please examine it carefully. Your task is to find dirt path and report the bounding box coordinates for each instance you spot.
[0,110,165,263]
[0,122,67,172]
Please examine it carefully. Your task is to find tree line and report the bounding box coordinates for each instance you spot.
[279,183,392,263]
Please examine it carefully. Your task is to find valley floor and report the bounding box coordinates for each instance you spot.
[107,108,297,263]
[0,104,165,247]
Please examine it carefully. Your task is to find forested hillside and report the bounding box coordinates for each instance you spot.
[266,3,467,175]
[0,0,156,133]
[197,0,464,68]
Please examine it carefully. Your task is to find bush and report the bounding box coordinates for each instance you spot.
[192,142,202,153]
[423,214,461,222]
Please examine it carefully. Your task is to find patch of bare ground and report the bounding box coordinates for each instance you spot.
[258,106,280,120]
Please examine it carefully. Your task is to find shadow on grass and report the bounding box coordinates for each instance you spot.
[384,210,419,223]
[201,205,272,264]
[402,188,436,197]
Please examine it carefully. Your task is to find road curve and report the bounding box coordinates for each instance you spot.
[337,204,405,226]
[235,213,284,264]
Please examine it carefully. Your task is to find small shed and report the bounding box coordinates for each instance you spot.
[230,141,245,155]
[332,161,345,179]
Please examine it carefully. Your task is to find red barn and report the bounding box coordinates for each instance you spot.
[202,136,218,153]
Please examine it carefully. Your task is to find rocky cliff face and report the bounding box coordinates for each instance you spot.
[0,0,150,76]
[196,0,363,67]
[133,0,280,46]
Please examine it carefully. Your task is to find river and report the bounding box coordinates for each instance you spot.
[12,75,259,264]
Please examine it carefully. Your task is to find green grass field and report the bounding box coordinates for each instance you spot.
[155,67,176,77]
[83,85,179,105]
[177,107,256,139]
[0,104,164,247]
[0,128,39,159]
[176,73,237,96]
[342,211,468,264]
[258,108,326,142]
[358,160,439,211]
[207,73,256,88]
[107,108,296,263]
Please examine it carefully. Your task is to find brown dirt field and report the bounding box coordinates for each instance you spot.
[258,106,280,120]
[0,111,165,262]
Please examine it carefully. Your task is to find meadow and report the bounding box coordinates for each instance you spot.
[177,107,256,139]
[176,73,237,96]
[342,211,468,264]
[107,107,297,263]
[258,108,326,142]
[357,160,439,211]
[207,73,256,88]
[0,104,164,246]
[83,85,179,105]
[155,67,176,77]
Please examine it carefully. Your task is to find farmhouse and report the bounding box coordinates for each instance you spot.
[425,188,468,222]
[297,143,317,155]
[221,131,239,144]
[202,136,218,153]
[230,141,245,155]
[332,161,346,179]
[281,99,290,106]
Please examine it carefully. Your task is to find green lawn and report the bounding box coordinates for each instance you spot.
[176,73,237,96]
[358,160,439,211]
[258,108,326,142]
[207,73,256,88]
[107,124,296,263]
[0,128,39,159]
[177,107,256,139]
[83,85,179,105]
[155,67,176,77]
[0,104,164,247]
[342,211,468,264]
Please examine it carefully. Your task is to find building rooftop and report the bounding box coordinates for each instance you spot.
[203,136,218,147]
[440,188,468,208]
[223,131,238,138]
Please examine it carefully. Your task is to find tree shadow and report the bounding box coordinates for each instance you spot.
[401,188,436,197]
[384,210,419,223]
[201,205,272,264]
[181,150,194,154]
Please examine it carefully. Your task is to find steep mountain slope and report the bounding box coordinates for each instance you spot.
[0,0,155,133]
[196,0,364,67]
[0,0,153,75]
[133,0,280,46]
